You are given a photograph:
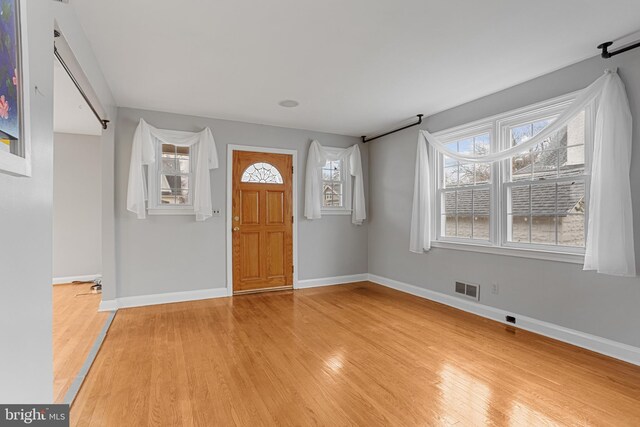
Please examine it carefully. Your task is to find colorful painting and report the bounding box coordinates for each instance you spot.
[0,0,20,155]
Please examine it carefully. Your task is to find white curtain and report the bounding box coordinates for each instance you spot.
[583,73,635,276]
[410,70,636,276]
[304,140,366,225]
[127,118,219,221]
[409,138,431,253]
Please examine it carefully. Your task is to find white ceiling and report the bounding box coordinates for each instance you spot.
[72,0,640,137]
[53,58,103,136]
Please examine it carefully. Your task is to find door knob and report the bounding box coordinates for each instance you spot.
[233,227,240,231]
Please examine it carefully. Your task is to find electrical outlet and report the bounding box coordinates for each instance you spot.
[491,282,499,295]
[212,209,221,217]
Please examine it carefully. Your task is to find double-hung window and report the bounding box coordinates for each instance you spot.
[502,107,588,249]
[148,143,195,214]
[434,93,592,259]
[438,130,492,242]
[321,159,351,214]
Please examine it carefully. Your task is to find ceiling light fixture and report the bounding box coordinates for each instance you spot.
[278,100,299,108]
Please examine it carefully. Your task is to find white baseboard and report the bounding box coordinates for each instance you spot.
[99,287,229,311]
[368,274,640,366]
[98,299,118,312]
[52,274,101,285]
[99,274,368,311]
[296,274,369,289]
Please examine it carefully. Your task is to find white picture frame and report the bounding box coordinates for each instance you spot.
[0,0,31,177]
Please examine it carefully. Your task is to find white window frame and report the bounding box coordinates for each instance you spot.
[435,123,495,245]
[147,141,195,215]
[431,91,593,263]
[321,158,352,215]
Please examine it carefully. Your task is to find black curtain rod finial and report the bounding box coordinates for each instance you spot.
[598,39,640,59]
[598,41,614,58]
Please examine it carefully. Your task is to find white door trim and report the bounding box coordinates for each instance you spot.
[226,144,299,296]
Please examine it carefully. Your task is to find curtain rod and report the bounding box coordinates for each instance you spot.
[598,40,640,59]
[53,33,109,130]
[361,114,423,143]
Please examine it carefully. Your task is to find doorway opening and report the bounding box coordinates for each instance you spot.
[51,28,110,405]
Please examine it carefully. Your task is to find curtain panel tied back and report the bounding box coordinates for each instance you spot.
[127,118,219,221]
[410,70,636,277]
[305,140,366,225]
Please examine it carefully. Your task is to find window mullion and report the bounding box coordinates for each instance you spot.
[555,182,559,245]
[157,142,163,208]
[455,189,458,237]
[528,184,532,243]
[494,123,502,248]
[471,189,475,240]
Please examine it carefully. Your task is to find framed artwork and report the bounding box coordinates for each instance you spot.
[0,0,30,177]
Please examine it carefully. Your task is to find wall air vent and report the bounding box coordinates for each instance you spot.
[455,281,480,301]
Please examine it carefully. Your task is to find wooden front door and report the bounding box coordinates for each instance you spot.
[232,151,293,293]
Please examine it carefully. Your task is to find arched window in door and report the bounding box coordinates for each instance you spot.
[241,162,284,184]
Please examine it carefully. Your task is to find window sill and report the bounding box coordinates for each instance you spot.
[321,210,352,216]
[148,208,195,216]
[430,240,585,264]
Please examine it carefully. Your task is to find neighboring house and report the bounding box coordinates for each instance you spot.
[444,151,586,246]
[323,184,341,207]
[444,186,584,245]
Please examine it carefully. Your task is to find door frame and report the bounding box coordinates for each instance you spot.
[226,144,298,295]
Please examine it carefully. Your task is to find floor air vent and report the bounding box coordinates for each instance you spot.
[455,281,480,301]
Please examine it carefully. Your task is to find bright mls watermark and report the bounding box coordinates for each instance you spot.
[0,405,69,426]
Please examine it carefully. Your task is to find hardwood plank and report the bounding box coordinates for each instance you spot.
[53,283,109,403]
[71,282,640,426]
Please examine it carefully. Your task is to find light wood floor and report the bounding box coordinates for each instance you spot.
[70,282,640,426]
[53,283,109,403]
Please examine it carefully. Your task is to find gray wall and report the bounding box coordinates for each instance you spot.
[0,1,53,403]
[0,1,116,402]
[368,53,640,348]
[53,133,102,279]
[114,107,368,298]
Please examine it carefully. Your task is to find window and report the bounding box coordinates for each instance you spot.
[321,159,351,213]
[148,143,194,213]
[241,162,283,184]
[504,112,587,248]
[434,94,592,256]
[440,133,491,241]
